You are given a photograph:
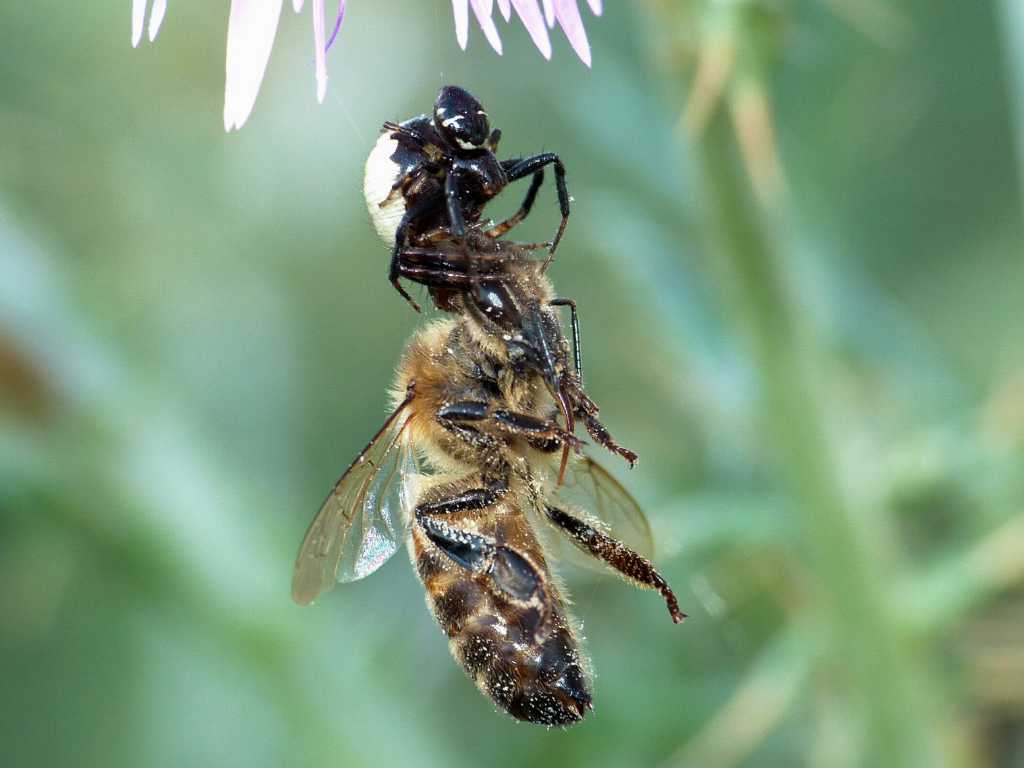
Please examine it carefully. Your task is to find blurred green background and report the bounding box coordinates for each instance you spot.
[2,1,1023,766]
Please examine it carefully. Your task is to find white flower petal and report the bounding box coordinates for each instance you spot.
[470,0,503,54]
[587,0,601,15]
[132,0,147,47]
[148,0,167,42]
[452,0,469,49]
[510,0,551,59]
[542,0,555,28]
[497,0,511,22]
[292,0,304,11]
[313,0,327,102]
[223,0,284,131]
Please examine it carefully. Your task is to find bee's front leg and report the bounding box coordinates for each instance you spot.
[436,399,583,454]
[579,411,637,467]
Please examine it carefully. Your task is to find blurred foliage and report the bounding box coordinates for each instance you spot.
[1,1,1023,766]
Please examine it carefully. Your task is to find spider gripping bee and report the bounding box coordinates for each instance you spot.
[363,85,571,311]
[292,253,685,726]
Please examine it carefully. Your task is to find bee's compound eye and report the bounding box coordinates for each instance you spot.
[471,280,521,330]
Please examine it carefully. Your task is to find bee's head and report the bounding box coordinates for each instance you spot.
[434,85,491,150]
[466,278,569,397]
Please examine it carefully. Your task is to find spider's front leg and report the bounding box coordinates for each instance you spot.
[485,169,544,239]
[444,170,468,241]
[501,153,570,264]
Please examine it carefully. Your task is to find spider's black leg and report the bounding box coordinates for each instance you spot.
[396,244,514,292]
[383,121,429,146]
[485,169,545,239]
[487,128,502,153]
[502,153,570,264]
[398,263,474,290]
[389,195,443,311]
[444,170,467,240]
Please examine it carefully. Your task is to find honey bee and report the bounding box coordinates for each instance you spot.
[363,85,571,310]
[293,257,684,726]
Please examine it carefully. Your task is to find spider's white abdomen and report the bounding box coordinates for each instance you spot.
[363,133,405,246]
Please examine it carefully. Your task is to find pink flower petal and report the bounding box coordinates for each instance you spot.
[469,0,503,54]
[313,0,327,102]
[542,0,555,28]
[131,0,147,47]
[510,0,551,59]
[553,0,591,66]
[587,0,601,14]
[497,0,511,22]
[223,0,284,131]
[452,0,469,49]
[148,0,167,42]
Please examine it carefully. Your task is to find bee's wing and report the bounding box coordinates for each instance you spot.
[291,399,420,606]
[538,455,655,572]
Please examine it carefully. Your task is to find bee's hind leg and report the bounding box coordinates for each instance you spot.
[417,515,544,605]
[543,505,686,624]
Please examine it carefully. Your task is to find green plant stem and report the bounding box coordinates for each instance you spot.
[693,113,942,767]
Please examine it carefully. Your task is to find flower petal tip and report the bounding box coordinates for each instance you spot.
[148,0,167,42]
[132,0,146,47]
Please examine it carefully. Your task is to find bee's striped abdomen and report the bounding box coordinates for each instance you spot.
[411,521,591,726]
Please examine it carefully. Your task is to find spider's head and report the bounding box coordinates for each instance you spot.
[434,85,491,151]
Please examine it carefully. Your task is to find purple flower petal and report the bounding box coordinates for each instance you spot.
[131,0,146,47]
[452,0,469,49]
[325,0,347,53]
[510,0,551,59]
[497,0,511,22]
[469,0,503,54]
[553,0,591,66]
[223,0,284,131]
[542,0,555,28]
[148,0,167,42]
[312,0,327,102]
